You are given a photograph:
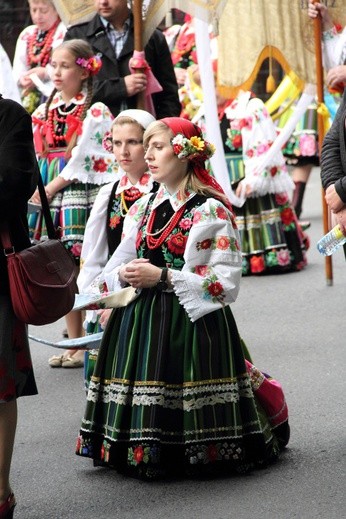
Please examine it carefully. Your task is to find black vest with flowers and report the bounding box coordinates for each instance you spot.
[137,193,207,268]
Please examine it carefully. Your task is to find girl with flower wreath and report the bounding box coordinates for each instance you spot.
[75,117,290,479]
[29,39,118,368]
[225,91,309,276]
[13,0,66,114]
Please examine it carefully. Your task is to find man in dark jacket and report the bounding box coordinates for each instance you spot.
[321,90,346,232]
[64,0,181,118]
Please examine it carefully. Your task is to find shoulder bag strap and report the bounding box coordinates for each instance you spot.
[37,174,58,239]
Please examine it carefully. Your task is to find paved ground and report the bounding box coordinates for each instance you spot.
[12,167,345,519]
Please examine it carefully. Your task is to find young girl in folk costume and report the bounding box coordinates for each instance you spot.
[13,0,66,114]
[76,117,289,479]
[78,109,158,334]
[30,39,117,368]
[226,91,308,275]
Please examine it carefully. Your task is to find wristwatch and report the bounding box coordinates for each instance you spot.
[156,267,168,291]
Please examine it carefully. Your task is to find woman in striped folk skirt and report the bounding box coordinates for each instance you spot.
[225,91,308,276]
[75,117,290,479]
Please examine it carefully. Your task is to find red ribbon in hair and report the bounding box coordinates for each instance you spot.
[161,117,233,211]
[65,114,83,143]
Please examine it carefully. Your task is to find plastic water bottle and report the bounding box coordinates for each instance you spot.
[317,224,346,256]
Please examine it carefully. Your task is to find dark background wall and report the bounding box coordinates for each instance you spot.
[1,0,30,62]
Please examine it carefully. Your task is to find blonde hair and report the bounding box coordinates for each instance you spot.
[43,39,94,157]
[143,121,229,206]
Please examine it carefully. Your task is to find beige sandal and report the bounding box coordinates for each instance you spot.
[61,355,84,368]
[48,354,65,368]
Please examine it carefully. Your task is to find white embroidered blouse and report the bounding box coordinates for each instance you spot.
[100,185,242,323]
[32,91,118,184]
[78,169,155,294]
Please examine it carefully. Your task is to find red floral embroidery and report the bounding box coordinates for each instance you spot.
[70,243,82,257]
[208,281,224,297]
[128,204,139,217]
[133,446,144,463]
[109,215,121,228]
[139,173,150,185]
[198,239,212,250]
[192,211,202,224]
[216,206,228,220]
[270,166,278,177]
[93,158,107,172]
[275,193,288,206]
[90,107,102,117]
[250,255,265,273]
[216,236,230,250]
[75,93,84,101]
[167,232,187,255]
[179,217,192,230]
[231,134,242,148]
[245,149,254,158]
[195,265,208,276]
[281,207,294,225]
[120,175,128,186]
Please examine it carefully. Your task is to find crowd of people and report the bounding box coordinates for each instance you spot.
[0,0,345,514]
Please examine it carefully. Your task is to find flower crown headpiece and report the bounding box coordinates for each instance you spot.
[171,133,215,162]
[76,55,102,76]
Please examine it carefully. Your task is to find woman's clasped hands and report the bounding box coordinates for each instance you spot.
[119,258,162,289]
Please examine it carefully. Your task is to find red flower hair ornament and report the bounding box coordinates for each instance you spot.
[76,55,102,76]
[161,117,233,212]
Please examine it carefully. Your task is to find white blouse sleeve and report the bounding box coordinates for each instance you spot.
[171,198,242,322]
[77,182,115,294]
[59,102,118,184]
[322,27,346,70]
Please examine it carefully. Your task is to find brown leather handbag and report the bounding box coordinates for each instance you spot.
[0,175,78,326]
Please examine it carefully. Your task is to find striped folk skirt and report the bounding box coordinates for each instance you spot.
[234,192,308,275]
[76,289,289,479]
[28,153,100,265]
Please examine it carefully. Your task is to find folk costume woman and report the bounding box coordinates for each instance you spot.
[78,109,158,339]
[76,117,290,479]
[30,39,117,366]
[226,91,308,275]
[13,0,66,114]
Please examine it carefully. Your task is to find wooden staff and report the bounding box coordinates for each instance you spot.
[133,0,145,109]
[313,0,333,285]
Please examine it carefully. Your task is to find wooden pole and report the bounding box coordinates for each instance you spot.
[313,0,333,286]
[132,0,145,109]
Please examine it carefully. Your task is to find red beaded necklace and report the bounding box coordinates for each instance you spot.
[47,103,84,145]
[145,204,186,250]
[120,188,143,216]
[27,19,60,67]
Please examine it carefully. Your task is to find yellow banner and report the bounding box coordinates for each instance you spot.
[217,0,346,93]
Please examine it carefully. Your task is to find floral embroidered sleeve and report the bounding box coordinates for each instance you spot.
[322,26,346,69]
[228,95,294,196]
[171,198,242,322]
[59,102,118,184]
